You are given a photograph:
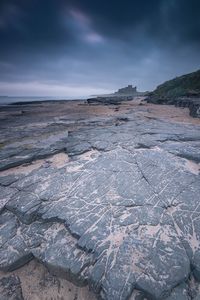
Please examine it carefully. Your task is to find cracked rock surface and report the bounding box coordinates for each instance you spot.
[0,99,200,299]
[0,274,24,300]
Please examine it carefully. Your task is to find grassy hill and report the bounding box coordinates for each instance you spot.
[149,69,200,101]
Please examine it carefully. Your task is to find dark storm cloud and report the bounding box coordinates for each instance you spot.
[0,0,200,96]
[0,0,71,54]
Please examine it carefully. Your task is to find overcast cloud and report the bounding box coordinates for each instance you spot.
[0,0,200,97]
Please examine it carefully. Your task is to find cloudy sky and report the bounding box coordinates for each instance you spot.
[0,0,200,97]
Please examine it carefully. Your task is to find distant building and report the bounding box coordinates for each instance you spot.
[115,85,137,95]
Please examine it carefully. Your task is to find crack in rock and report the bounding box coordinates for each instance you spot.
[0,101,200,299]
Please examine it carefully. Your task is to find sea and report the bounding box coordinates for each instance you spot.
[0,96,86,105]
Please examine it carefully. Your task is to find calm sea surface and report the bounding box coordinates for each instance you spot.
[0,96,86,105]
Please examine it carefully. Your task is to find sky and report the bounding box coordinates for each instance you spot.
[0,0,200,97]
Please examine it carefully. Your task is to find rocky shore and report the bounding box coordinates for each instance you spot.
[146,69,200,118]
[147,97,200,118]
[87,95,133,105]
[0,98,200,299]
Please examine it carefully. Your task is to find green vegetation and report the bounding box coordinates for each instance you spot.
[151,69,200,99]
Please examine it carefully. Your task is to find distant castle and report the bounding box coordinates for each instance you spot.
[115,85,137,95]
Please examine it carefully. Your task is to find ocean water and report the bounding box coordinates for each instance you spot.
[0,96,86,105]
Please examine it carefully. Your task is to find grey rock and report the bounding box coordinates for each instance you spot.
[0,101,200,299]
[165,283,189,300]
[0,275,24,300]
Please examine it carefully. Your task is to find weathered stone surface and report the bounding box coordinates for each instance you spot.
[189,100,200,118]
[87,96,133,105]
[0,275,24,300]
[147,96,200,119]
[0,100,200,299]
[165,283,189,300]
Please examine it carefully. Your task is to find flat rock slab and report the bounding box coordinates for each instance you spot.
[0,100,200,299]
[0,275,24,300]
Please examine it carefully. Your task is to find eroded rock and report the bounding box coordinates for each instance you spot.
[0,100,200,299]
[0,275,24,300]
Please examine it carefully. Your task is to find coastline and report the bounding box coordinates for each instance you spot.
[0,97,87,106]
[0,98,200,299]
